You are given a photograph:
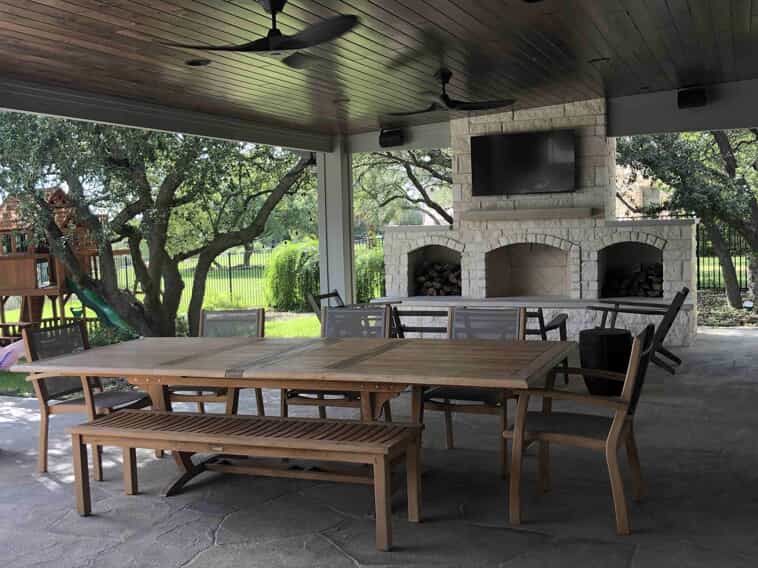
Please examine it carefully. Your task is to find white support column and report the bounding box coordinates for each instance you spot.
[317,138,355,303]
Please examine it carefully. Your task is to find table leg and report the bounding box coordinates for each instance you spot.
[360,391,376,422]
[410,386,424,424]
[147,383,194,473]
[509,393,530,526]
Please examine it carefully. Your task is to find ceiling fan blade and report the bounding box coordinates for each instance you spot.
[161,36,270,53]
[280,15,358,50]
[387,103,441,117]
[446,98,516,111]
[280,52,321,69]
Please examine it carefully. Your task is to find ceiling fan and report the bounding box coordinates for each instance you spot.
[162,0,358,69]
[389,68,516,116]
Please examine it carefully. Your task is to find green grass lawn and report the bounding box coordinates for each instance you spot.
[0,313,320,397]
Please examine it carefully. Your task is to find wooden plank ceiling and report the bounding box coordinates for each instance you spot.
[0,0,756,136]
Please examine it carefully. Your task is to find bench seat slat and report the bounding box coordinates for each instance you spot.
[68,410,419,455]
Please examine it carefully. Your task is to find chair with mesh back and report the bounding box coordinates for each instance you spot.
[282,305,393,419]
[22,321,150,478]
[423,307,526,478]
[505,324,654,535]
[168,308,266,415]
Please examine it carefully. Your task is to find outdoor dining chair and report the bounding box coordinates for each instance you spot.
[423,307,526,478]
[306,289,346,320]
[505,324,654,535]
[526,307,570,383]
[588,287,689,374]
[22,320,150,478]
[168,308,266,415]
[281,304,393,419]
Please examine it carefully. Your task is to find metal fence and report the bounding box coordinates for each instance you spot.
[696,225,750,290]
[114,236,386,311]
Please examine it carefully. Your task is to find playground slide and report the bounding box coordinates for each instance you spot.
[0,340,25,370]
[65,278,134,335]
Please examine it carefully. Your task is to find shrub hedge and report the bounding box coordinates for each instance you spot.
[264,239,385,311]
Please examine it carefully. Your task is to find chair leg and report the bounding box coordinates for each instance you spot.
[499,403,508,479]
[38,410,49,473]
[443,399,454,449]
[317,393,327,419]
[254,388,265,416]
[625,430,646,501]
[196,396,206,414]
[373,456,392,551]
[406,438,421,523]
[155,450,165,458]
[383,402,393,422]
[123,447,138,495]
[280,389,288,417]
[537,442,551,494]
[72,434,91,516]
[92,445,103,482]
[606,443,631,535]
[225,388,240,415]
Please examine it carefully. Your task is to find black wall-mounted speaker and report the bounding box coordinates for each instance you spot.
[379,128,405,148]
[677,87,708,109]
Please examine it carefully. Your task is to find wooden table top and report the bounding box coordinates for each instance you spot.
[14,337,576,390]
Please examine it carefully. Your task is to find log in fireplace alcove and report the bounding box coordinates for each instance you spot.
[485,243,569,297]
[407,245,462,296]
[598,242,663,298]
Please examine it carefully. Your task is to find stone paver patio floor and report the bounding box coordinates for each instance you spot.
[1,327,757,567]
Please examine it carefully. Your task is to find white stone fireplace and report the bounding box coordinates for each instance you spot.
[382,99,697,346]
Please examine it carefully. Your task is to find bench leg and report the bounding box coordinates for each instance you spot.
[72,434,91,516]
[373,456,392,551]
[123,447,138,495]
[406,439,422,523]
[92,445,103,482]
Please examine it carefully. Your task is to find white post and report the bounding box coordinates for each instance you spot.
[316,138,355,303]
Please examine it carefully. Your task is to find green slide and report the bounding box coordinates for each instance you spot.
[66,278,134,335]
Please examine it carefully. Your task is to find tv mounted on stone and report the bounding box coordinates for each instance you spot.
[471,129,576,196]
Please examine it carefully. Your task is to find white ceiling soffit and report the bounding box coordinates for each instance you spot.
[0,78,334,153]
[348,121,451,154]
[608,78,758,137]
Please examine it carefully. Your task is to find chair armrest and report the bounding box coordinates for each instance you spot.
[587,305,667,317]
[551,367,627,382]
[594,298,671,309]
[543,313,568,332]
[511,388,629,410]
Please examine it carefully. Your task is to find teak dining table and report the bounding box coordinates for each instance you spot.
[15,336,575,521]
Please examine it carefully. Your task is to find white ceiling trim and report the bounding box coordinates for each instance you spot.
[0,77,334,152]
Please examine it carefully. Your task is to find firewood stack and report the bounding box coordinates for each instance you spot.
[602,262,663,298]
[414,261,462,296]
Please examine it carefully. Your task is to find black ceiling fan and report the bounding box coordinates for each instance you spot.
[162,0,358,68]
[389,68,516,116]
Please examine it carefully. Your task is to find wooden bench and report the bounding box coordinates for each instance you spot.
[67,410,423,550]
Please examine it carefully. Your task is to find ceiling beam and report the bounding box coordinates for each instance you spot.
[0,77,334,152]
[608,78,758,136]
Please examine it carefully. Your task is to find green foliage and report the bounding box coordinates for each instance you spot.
[264,240,321,312]
[264,240,385,311]
[355,245,385,303]
[87,324,138,347]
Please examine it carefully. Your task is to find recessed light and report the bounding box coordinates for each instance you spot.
[186,58,211,67]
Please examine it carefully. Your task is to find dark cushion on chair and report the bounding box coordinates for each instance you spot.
[424,386,505,406]
[505,412,613,440]
[55,390,150,410]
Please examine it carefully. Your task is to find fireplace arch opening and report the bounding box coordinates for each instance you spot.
[407,245,462,296]
[599,242,663,298]
[485,243,569,297]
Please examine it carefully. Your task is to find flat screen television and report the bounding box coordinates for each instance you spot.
[471,129,576,196]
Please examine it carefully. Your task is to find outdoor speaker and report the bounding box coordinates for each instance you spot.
[379,128,405,148]
[677,87,708,109]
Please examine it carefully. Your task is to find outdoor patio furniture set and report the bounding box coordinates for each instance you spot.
[15,290,683,550]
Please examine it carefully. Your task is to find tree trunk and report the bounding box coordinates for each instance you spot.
[705,222,743,309]
[243,243,254,267]
[748,252,758,304]
[187,252,215,336]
